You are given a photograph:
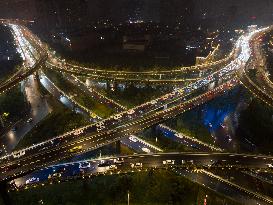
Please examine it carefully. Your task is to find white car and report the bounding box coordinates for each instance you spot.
[27,118,33,123]
[97,162,110,173]
[127,110,135,115]
[135,162,142,168]
[141,147,150,153]
[26,177,39,184]
[129,136,138,142]
[114,158,124,164]
[109,165,117,170]
[79,162,91,169]
[12,150,25,158]
[114,114,122,120]
[163,160,175,165]
[131,162,142,168]
[150,100,157,105]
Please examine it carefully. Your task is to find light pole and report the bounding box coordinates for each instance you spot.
[0,115,4,128]
[0,103,4,128]
[127,190,130,205]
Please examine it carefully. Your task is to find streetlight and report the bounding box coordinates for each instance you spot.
[0,115,4,128]
[0,98,4,128]
[127,190,130,205]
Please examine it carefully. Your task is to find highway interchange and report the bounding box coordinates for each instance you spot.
[1,19,273,204]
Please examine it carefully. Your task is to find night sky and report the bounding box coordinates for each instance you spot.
[0,0,272,27]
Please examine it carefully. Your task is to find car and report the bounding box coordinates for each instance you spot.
[114,158,124,164]
[97,162,110,172]
[50,173,62,178]
[26,177,39,184]
[141,147,150,153]
[135,162,142,168]
[131,162,142,168]
[163,160,175,165]
[113,114,122,120]
[26,118,33,123]
[73,129,84,136]
[12,150,25,158]
[129,136,138,142]
[127,109,135,115]
[150,100,157,105]
[51,138,61,146]
[79,162,91,169]
[54,167,66,174]
[69,146,83,153]
[109,165,117,170]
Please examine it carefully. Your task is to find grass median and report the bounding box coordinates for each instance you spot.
[43,69,114,118]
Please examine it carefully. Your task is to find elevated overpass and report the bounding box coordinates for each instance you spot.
[1,20,273,200]
[0,21,47,94]
[46,50,235,84]
[11,152,273,205]
[238,26,273,107]
[0,25,264,182]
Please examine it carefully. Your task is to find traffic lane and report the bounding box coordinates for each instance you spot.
[66,73,220,154]
[0,80,242,179]
[3,139,273,182]
[157,125,219,152]
[11,153,273,189]
[0,79,194,164]
[120,137,157,153]
[62,74,163,154]
[177,169,270,205]
[241,74,273,107]
[0,76,51,153]
[0,78,240,169]
[39,74,93,120]
[0,65,236,164]
[39,75,72,109]
[66,75,162,154]
[238,68,273,107]
[58,59,231,83]
[63,74,124,112]
[251,37,273,97]
[0,77,231,166]
[0,50,47,93]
